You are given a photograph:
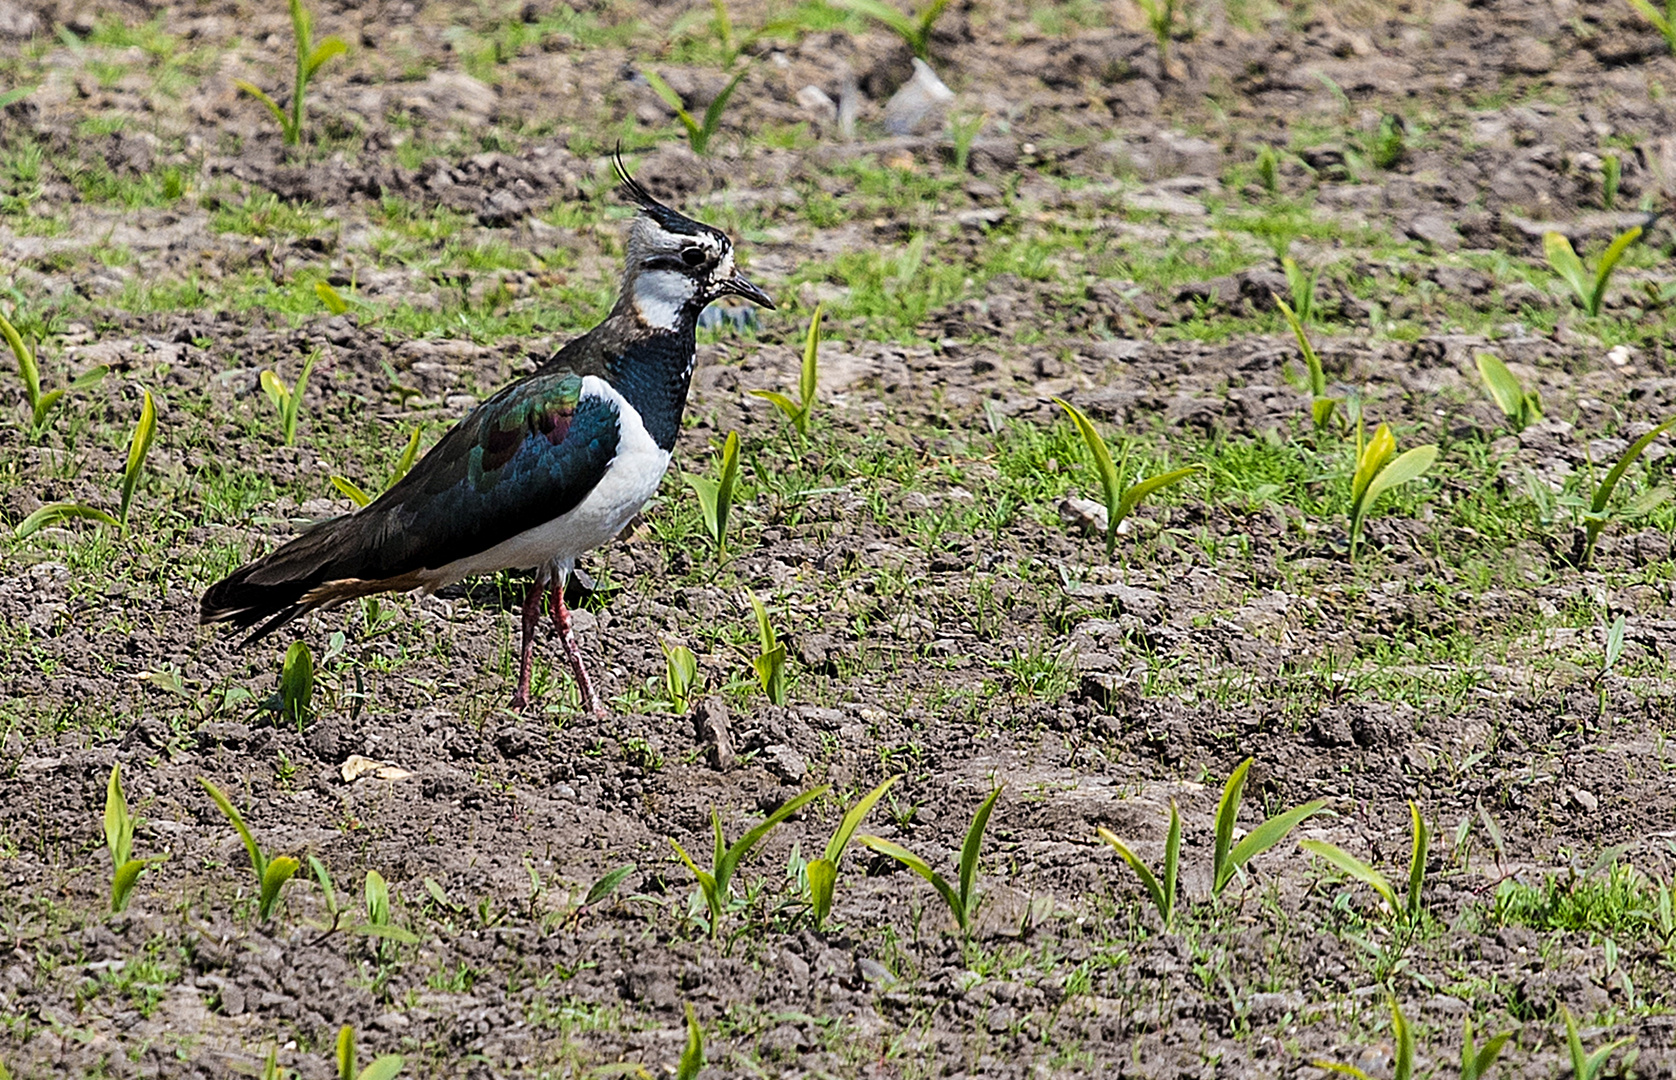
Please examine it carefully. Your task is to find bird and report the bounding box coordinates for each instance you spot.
[200,154,774,717]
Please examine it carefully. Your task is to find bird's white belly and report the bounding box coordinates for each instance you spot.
[419,375,671,588]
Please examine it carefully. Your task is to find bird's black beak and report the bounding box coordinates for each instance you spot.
[719,272,775,310]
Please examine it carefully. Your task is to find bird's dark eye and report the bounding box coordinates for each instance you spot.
[680,247,708,268]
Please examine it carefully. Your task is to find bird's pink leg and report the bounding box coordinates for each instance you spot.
[509,579,545,711]
[551,578,607,717]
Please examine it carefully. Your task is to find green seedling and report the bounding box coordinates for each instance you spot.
[1256,144,1280,194]
[643,66,750,156]
[676,1003,703,1080]
[750,303,821,440]
[1474,352,1542,433]
[308,858,417,943]
[0,86,33,108]
[1564,1005,1633,1080]
[1602,153,1622,209]
[335,1023,404,1080]
[747,592,787,705]
[570,863,636,925]
[104,764,164,913]
[948,112,986,172]
[332,427,422,507]
[1281,256,1319,325]
[1626,0,1676,54]
[1301,801,1431,926]
[316,280,350,314]
[199,777,299,921]
[1275,296,1340,430]
[1545,226,1642,317]
[857,785,1001,936]
[663,642,698,713]
[15,388,157,538]
[1458,1019,1512,1080]
[683,430,741,559]
[1097,800,1180,931]
[279,640,315,727]
[261,350,320,447]
[259,1047,279,1080]
[119,388,156,527]
[1134,0,1181,73]
[234,0,348,146]
[1211,757,1328,897]
[809,776,898,930]
[836,0,952,60]
[1370,114,1405,169]
[1053,398,1202,559]
[1571,416,1675,566]
[670,786,828,937]
[1,308,107,438]
[1348,421,1438,562]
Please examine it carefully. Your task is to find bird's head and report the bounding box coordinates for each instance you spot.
[614,153,775,331]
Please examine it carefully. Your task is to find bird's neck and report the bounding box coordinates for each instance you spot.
[602,321,698,452]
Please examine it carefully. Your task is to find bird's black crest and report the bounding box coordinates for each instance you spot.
[612,146,718,240]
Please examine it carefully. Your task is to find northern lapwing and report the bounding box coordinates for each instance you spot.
[200,155,774,716]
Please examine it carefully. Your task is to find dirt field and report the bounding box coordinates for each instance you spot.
[2,0,1676,1075]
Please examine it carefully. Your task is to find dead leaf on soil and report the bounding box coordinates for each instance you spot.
[341,754,413,783]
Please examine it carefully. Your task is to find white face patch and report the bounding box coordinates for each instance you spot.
[633,268,698,330]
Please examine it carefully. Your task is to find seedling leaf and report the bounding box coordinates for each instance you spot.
[315,281,350,314]
[199,777,266,879]
[119,389,157,527]
[1392,999,1414,1080]
[1301,839,1398,910]
[715,785,827,893]
[857,835,966,929]
[683,430,739,557]
[1591,226,1642,315]
[825,776,899,864]
[104,764,133,868]
[234,79,288,130]
[1222,799,1327,892]
[1475,352,1541,431]
[1053,397,1123,558]
[111,858,157,914]
[696,66,750,155]
[331,475,373,507]
[584,864,636,907]
[1406,800,1429,924]
[1096,821,1172,929]
[259,855,300,920]
[1212,758,1251,893]
[358,1057,405,1080]
[336,1024,355,1080]
[1117,466,1203,524]
[957,786,1001,912]
[676,1003,703,1080]
[13,502,120,538]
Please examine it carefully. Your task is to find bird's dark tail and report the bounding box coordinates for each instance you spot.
[200,513,422,644]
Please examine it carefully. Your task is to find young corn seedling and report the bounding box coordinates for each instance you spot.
[1275,296,1340,431]
[1210,757,1328,898]
[836,0,952,60]
[14,388,157,538]
[1096,800,1180,931]
[1348,421,1438,562]
[643,66,751,156]
[1255,144,1280,194]
[1564,1005,1633,1080]
[808,776,898,930]
[331,427,423,507]
[1603,153,1623,209]
[1570,416,1675,566]
[683,430,741,560]
[261,350,320,447]
[1545,226,1642,317]
[1625,0,1676,54]
[1281,256,1319,324]
[307,859,418,945]
[1474,352,1542,433]
[199,778,300,921]
[676,1003,704,1080]
[279,640,315,728]
[750,303,821,440]
[234,0,348,146]
[670,786,828,937]
[663,642,698,713]
[104,764,165,914]
[335,1024,404,1080]
[1,308,106,439]
[564,863,636,928]
[857,785,1001,937]
[747,592,787,705]
[1052,398,1202,559]
[1301,801,1431,929]
[1458,1019,1512,1080]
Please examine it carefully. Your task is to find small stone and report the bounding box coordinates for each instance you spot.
[761,744,807,784]
[882,58,954,135]
[1407,214,1461,251]
[795,84,836,120]
[693,697,736,772]
[1573,788,1598,812]
[1507,37,1555,74]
